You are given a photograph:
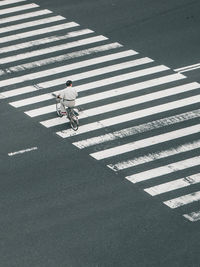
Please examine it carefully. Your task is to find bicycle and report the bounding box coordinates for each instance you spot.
[52,93,79,131]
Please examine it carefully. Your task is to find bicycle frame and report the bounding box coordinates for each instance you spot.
[53,94,79,131]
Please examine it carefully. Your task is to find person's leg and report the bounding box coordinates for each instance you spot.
[60,99,67,115]
[65,100,76,117]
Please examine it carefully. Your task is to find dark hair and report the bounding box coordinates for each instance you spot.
[66,80,72,86]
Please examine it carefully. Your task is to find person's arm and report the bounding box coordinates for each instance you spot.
[57,90,64,99]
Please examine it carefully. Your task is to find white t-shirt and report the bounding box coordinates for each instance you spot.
[59,87,78,100]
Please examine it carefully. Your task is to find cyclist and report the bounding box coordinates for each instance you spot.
[57,80,78,116]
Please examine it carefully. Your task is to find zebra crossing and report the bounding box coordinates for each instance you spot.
[1,0,200,222]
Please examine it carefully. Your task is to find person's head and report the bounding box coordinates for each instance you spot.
[66,80,72,87]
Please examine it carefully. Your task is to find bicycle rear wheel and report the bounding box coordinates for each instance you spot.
[70,116,79,131]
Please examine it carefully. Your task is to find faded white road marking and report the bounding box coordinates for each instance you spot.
[144,173,200,196]
[0,15,65,34]
[183,210,200,222]
[175,62,200,73]
[8,147,38,156]
[163,191,200,208]
[56,95,200,138]
[0,22,79,44]
[126,155,200,184]
[108,135,200,170]
[74,109,200,150]
[40,82,199,127]
[0,29,93,56]
[0,50,139,86]
[0,3,38,15]
[0,35,107,65]
[90,124,200,160]
[1,43,122,74]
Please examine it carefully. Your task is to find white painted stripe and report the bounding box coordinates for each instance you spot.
[0,35,107,64]
[37,65,169,90]
[0,50,138,86]
[0,22,79,44]
[0,93,6,99]
[0,9,52,25]
[12,90,52,106]
[75,109,200,150]
[163,190,200,208]
[7,64,167,100]
[126,155,200,184]
[73,73,183,104]
[0,3,38,15]
[26,103,59,117]
[40,112,81,127]
[8,146,38,156]
[26,73,183,117]
[3,44,121,99]
[0,0,25,6]
[0,29,93,55]
[144,173,200,196]
[91,124,200,160]
[0,15,65,34]
[40,82,200,127]
[182,66,200,73]
[183,210,200,222]
[76,82,200,118]
[6,85,44,99]
[56,94,200,138]
[40,116,67,127]
[2,43,122,73]
[3,56,150,88]
[175,63,200,73]
[110,140,200,170]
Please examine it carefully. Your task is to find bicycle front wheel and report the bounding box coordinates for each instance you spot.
[56,102,62,117]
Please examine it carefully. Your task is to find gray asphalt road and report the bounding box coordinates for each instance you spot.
[0,1,200,266]
[36,0,200,80]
